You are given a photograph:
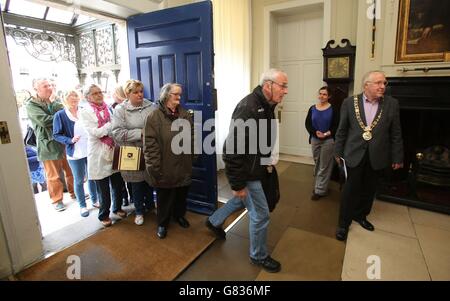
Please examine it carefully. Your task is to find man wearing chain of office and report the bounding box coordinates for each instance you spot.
[334,70,404,241]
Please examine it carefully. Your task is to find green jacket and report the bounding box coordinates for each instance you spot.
[25,96,64,161]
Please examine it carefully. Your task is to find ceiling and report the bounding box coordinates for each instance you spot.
[0,0,164,24]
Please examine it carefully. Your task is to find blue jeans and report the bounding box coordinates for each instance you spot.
[67,158,98,208]
[95,172,123,221]
[209,180,270,260]
[131,181,154,215]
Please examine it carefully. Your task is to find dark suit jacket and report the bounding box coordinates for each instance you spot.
[334,94,403,170]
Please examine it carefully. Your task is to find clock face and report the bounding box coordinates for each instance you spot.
[327,56,350,79]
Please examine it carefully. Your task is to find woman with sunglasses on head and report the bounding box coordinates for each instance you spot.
[112,80,155,226]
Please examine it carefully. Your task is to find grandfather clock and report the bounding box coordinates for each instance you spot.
[322,39,356,112]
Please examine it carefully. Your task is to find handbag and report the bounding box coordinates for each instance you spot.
[24,125,36,147]
[112,145,145,171]
[261,165,280,212]
[112,112,145,171]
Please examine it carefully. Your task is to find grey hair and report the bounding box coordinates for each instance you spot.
[259,68,287,86]
[159,83,182,104]
[32,78,49,90]
[361,70,385,90]
[62,90,80,108]
[84,84,101,99]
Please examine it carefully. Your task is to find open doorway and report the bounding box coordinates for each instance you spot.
[1,0,130,255]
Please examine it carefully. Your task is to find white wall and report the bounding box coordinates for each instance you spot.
[0,20,43,277]
[251,0,359,87]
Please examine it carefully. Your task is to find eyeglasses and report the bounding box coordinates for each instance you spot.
[367,81,388,86]
[170,92,182,96]
[271,81,288,89]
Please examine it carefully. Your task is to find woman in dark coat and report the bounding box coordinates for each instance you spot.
[143,83,194,239]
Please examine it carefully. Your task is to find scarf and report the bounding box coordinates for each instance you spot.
[89,102,115,148]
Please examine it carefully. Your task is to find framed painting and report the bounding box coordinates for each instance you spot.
[395,0,450,63]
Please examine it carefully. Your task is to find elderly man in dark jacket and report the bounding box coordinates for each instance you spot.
[206,69,288,273]
[334,70,403,241]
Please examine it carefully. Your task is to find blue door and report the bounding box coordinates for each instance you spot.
[127,1,217,215]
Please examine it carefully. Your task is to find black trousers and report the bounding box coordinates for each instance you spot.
[338,151,381,228]
[156,186,190,227]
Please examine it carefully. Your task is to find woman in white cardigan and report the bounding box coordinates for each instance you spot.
[79,84,126,227]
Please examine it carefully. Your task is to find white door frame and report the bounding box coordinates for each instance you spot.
[263,0,331,158]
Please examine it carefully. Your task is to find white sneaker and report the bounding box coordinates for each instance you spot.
[134,215,144,226]
[80,207,89,217]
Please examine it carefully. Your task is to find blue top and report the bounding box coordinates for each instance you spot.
[53,110,75,157]
[311,106,333,133]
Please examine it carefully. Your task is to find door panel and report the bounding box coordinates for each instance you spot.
[127,1,217,215]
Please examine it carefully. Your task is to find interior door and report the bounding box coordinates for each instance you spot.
[274,9,324,157]
[127,1,217,215]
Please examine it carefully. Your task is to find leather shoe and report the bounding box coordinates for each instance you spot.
[176,216,190,228]
[335,227,348,241]
[157,226,167,239]
[250,256,281,273]
[354,218,374,231]
[311,193,322,201]
[205,219,226,239]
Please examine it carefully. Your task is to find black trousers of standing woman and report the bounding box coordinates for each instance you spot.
[156,186,190,227]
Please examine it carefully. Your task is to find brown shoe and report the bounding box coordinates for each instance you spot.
[311,193,321,201]
[101,218,112,227]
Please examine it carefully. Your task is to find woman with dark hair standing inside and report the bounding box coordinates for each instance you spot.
[305,86,339,200]
[112,80,155,226]
[143,83,194,239]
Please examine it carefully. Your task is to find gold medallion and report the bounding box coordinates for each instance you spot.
[362,131,372,141]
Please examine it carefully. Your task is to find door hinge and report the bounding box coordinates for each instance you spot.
[0,121,11,144]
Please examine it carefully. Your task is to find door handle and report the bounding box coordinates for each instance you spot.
[277,105,283,123]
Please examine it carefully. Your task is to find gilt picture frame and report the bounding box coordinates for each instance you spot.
[395,0,450,63]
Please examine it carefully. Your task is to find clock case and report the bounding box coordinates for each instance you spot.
[321,38,356,112]
[322,39,356,184]
[322,39,356,83]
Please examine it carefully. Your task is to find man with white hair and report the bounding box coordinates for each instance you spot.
[334,70,404,241]
[26,78,74,211]
[206,68,287,273]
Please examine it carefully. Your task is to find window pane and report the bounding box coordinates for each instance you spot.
[75,14,95,26]
[8,0,47,18]
[46,7,74,24]
[1,0,7,11]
